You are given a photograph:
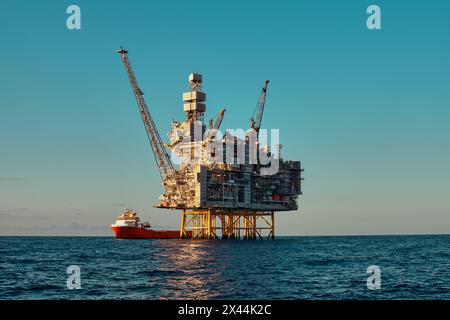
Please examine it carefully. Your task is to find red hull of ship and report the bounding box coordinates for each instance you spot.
[111,226,191,239]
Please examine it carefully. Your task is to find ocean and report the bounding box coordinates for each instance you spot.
[1,235,449,300]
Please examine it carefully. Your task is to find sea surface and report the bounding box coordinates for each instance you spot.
[1,235,450,300]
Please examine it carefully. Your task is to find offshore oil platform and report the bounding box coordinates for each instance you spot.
[117,48,303,239]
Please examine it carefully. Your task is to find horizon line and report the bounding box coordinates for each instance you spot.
[1,233,450,238]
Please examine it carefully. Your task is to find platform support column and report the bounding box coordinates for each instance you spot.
[180,209,187,239]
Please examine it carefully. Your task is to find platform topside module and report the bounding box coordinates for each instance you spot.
[117,48,303,239]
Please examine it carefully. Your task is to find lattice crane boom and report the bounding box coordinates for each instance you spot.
[116,48,176,188]
[250,80,270,139]
[213,108,226,130]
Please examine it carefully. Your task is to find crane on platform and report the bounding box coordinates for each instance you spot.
[209,108,226,130]
[116,47,178,192]
[205,108,226,146]
[250,80,270,140]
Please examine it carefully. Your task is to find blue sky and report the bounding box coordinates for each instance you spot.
[1,0,449,235]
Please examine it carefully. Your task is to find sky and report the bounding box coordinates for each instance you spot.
[0,0,449,236]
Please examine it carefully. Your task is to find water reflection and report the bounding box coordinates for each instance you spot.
[146,240,235,299]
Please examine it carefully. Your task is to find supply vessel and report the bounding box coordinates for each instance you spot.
[110,208,191,239]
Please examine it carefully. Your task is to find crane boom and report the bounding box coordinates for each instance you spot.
[250,80,270,138]
[116,48,176,188]
[213,108,226,130]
